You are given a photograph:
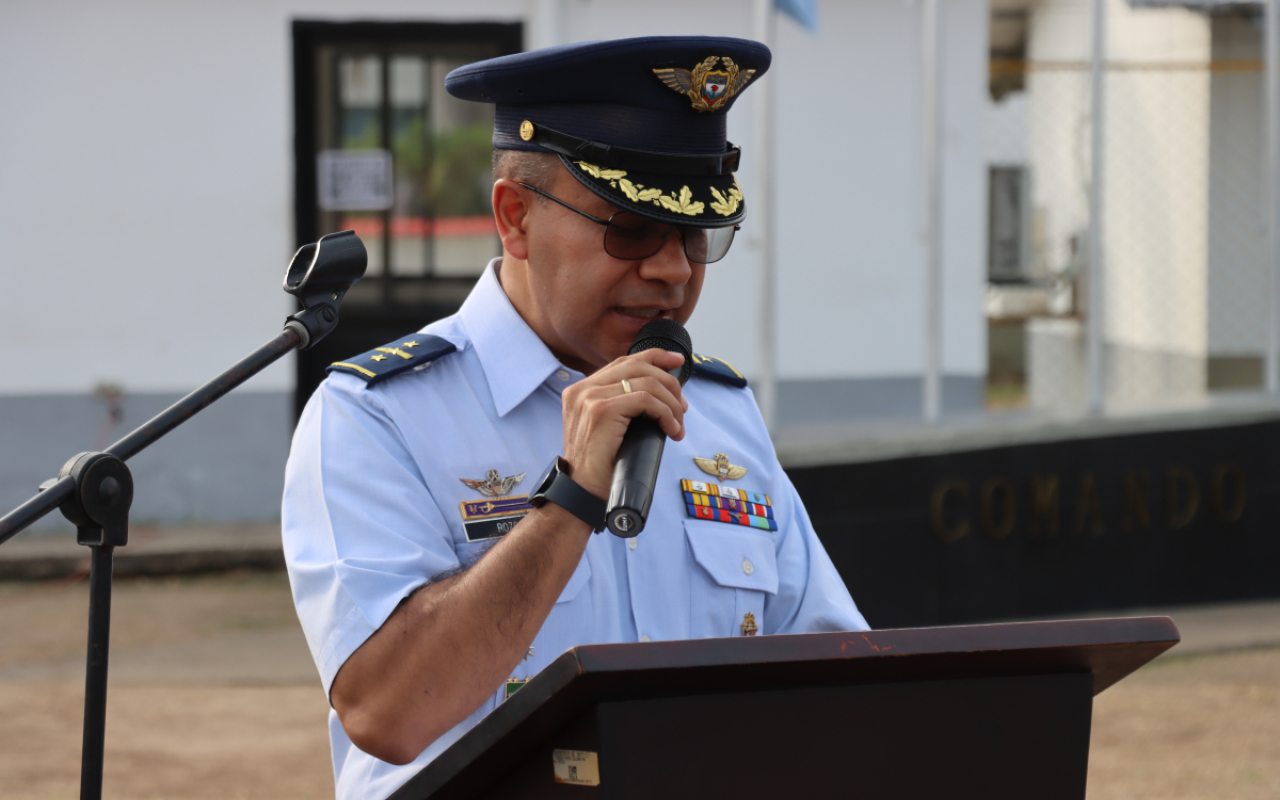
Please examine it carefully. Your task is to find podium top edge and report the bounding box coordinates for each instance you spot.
[565,616,1180,684]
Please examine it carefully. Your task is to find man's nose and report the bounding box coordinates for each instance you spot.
[637,229,692,285]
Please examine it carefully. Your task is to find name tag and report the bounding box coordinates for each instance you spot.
[460,495,534,542]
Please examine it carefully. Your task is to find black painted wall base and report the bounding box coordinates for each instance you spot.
[792,419,1280,629]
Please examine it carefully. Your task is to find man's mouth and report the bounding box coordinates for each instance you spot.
[616,307,672,319]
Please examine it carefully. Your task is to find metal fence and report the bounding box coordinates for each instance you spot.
[981,5,1274,418]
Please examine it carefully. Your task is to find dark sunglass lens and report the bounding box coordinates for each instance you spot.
[682,228,710,263]
[605,214,668,260]
[683,225,737,264]
[706,225,737,263]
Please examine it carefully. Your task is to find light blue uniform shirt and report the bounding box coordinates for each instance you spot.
[282,260,868,800]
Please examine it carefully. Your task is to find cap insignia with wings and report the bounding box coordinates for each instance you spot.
[653,56,756,113]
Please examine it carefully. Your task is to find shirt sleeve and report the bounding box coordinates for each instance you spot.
[764,469,870,635]
[282,373,461,694]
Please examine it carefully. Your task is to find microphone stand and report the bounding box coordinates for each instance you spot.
[0,230,367,800]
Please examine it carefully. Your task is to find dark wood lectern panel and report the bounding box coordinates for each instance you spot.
[389,618,1177,800]
[481,674,1094,800]
[596,675,1093,800]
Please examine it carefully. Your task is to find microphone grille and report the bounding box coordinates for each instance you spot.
[628,319,694,385]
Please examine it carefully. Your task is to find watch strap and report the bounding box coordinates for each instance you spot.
[544,471,607,533]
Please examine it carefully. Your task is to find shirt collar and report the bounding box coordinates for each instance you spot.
[458,259,568,417]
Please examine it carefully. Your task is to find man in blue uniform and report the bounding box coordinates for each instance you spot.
[282,35,867,800]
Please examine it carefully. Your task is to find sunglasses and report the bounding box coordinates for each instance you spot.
[519,183,739,265]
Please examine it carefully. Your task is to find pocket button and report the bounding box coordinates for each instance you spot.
[742,559,754,575]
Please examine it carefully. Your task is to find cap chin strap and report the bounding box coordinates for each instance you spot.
[523,121,740,177]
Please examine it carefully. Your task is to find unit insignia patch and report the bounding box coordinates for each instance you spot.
[504,678,527,701]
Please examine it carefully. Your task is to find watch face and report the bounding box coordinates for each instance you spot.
[532,456,562,501]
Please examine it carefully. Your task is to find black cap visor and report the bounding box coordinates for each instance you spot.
[560,154,745,227]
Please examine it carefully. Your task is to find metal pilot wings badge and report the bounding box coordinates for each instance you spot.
[653,56,756,113]
[461,470,526,497]
[694,452,747,482]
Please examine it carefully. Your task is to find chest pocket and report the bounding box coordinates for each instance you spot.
[684,520,778,639]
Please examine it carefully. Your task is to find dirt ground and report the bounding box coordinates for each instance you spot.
[0,572,1275,800]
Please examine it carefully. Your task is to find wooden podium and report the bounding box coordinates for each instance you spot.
[389,618,1178,800]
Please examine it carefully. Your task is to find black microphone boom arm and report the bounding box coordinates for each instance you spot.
[0,230,366,800]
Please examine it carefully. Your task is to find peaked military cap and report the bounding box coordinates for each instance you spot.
[445,36,770,228]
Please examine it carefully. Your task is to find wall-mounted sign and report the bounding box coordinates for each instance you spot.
[317,149,393,211]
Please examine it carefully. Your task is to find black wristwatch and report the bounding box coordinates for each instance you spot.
[530,456,606,533]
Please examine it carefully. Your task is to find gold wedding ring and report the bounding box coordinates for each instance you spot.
[621,379,633,394]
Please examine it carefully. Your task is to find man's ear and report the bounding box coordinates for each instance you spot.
[493,179,532,261]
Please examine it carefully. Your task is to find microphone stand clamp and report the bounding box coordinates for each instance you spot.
[283,230,366,350]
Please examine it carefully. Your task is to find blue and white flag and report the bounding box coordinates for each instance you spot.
[775,0,818,31]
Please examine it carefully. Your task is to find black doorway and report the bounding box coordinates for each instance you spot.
[292,20,522,417]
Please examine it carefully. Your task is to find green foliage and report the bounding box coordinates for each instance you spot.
[393,118,494,218]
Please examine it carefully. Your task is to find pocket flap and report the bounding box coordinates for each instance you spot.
[557,556,592,604]
[684,520,778,595]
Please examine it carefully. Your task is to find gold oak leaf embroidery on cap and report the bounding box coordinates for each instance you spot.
[658,186,705,216]
[575,161,627,181]
[619,178,663,203]
[709,185,742,217]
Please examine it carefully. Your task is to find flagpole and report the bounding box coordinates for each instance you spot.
[753,0,779,433]
[921,0,944,424]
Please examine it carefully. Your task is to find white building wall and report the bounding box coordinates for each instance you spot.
[0,0,990,523]
[2,0,990,397]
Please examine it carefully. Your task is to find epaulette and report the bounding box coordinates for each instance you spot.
[326,334,457,387]
[690,353,747,388]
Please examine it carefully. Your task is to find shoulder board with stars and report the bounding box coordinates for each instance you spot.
[326,334,457,387]
[690,353,747,388]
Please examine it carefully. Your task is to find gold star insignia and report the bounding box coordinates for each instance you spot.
[370,354,388,362]
[402,341,420,348]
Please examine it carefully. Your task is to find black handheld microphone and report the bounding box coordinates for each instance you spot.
[605,319,694,537]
